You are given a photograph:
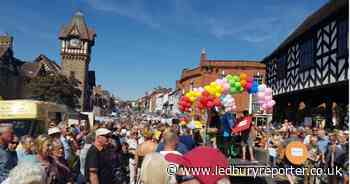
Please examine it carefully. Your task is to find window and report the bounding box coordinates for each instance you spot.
[254,74,263,84]
[300,38,315,70]
[338,20,348,58]
[276,55,287,79]
[70,71,75,78]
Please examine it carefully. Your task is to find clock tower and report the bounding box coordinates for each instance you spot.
[59,11,96,111]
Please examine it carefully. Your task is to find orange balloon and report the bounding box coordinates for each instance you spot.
[240,73,247,80]
[240,80,247,87]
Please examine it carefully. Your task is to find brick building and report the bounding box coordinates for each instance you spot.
[176,49,265,114]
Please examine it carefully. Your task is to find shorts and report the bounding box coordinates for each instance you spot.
[240,133,253,147]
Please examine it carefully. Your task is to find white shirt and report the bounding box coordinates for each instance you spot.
[160,150,182,157]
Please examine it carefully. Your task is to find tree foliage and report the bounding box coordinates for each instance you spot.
[27,74,81,109]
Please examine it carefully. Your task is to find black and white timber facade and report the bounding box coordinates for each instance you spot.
[262,0,348,120]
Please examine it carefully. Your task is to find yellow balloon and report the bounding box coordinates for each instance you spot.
[195,92,201,97]
[218,86,223,93]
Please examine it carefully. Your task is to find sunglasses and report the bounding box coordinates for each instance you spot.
[101,134,112,138]
[176,175,195,183]
[11,142,19,145]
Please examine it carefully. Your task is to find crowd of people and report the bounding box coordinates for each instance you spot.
[0,105,348,184]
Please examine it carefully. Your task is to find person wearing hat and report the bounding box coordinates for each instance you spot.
[48,127,61,139]
[165,147,231,184]
[85,128,112,184]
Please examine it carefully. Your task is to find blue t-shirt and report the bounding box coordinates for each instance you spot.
[317,137,330,154]
[156,142,188,154]
[179,135,196,151]
[221,112,235,137]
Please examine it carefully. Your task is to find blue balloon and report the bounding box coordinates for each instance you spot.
[252,86,258,93]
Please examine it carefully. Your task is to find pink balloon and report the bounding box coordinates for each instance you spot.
[264,95,272,101]
[223,83,230,92]
[246,82,253,89]
[198,87,204,93]
[257,92,265,100]
[216,79,223,85]
[267,101,274,108]
[271,100,276,106]
[265,88,272,95]
[262,104,268,109]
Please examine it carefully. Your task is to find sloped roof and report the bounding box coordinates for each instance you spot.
[34,54,61,73]
[59,11,96,41]
[20,55,61,78]
[20,62,40,78]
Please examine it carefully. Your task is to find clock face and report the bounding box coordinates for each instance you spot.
[69,38,81,48]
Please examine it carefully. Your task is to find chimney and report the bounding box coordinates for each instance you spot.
[200,48,207,65]
[0,33,13,49]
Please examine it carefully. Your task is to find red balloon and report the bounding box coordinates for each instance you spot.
[245,82,253,91]
[202,91,209,97]
[247,77,253,83]
[207,101,214,108]
[184,96,191,102]
[213,98,221,106]
[180,100,186,106]
[198,103,204,109]
[179,106,185,112]
[184,102,190,108]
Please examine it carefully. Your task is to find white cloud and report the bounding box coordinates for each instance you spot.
[85,0,314,43]
[86,0,160,28]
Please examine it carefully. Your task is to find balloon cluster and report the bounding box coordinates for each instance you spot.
[178,96,193,112]
[204,82,223,97]
[224,73,259,94]
[257,84,276,112]
[225,74,243,94]
[185,89,201,102]
[221,94,236,112]
[197,91,221,110]
[178,72,276,113]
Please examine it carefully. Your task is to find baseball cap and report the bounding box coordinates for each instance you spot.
[48,127,61,135]
[96,128,112,136]
[165,147,229,184]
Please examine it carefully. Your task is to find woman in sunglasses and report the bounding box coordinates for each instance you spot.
[50,138,74,184]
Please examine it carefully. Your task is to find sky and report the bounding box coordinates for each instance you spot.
[0,0,328,100]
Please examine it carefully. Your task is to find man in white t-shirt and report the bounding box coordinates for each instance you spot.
[159,130,182,156]
[158,130,182,184]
